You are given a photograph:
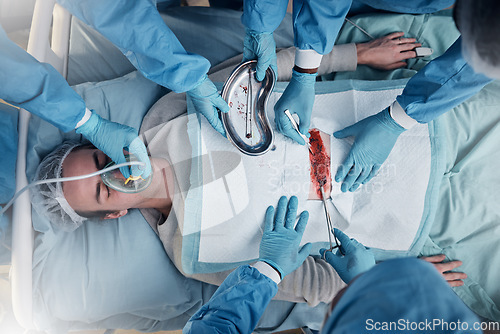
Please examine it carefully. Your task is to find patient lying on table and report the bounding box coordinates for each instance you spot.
[32,114,466,307]
[32,121,347,306]
[30,31,466,306]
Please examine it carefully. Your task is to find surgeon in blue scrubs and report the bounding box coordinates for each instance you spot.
[0,0,229,179]
[243,0,499,192]
[183,196,482,334]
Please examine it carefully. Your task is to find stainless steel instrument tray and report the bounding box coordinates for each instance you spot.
[221,60,275,156]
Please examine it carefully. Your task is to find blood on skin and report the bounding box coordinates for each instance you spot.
[309,129,331,198]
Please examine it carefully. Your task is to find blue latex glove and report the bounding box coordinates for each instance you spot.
[76,112,151,179]
[259,196,312,278]
[243,29,278,82]
[187,75,229,136]
[334,108,406,192]
[320,228,375,284]
[274,70,316,145]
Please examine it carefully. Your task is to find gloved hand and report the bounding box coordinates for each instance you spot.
[259,196,312,278]
[334,107,405,192]
[76,112,151,179]
[187,75,229,136]
[243,29,278,81]
[320,228,375,284]
[274,70,316,145]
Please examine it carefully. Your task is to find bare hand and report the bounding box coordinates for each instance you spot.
[356,32,421,70]
[420,254,467,287]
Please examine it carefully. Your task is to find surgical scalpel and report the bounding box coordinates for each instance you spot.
[319,186,344,257]
[284,109,312,152]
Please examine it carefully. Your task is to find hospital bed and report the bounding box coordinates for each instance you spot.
[4,0,500,332]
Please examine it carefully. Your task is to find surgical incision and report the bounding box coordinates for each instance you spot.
[309,129,331,199]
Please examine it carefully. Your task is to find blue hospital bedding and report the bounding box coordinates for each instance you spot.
[18,5,500,333]
[419,80,500,322]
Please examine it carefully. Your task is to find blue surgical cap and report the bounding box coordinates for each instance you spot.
[322,258,480,334]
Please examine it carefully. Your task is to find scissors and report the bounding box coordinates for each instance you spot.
[319,186,344,258]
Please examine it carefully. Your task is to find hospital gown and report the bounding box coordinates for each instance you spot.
[243,0,493,124]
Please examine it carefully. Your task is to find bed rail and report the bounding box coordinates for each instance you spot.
[11,0,71,329]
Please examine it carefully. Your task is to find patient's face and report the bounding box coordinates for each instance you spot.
[61,148,153,217]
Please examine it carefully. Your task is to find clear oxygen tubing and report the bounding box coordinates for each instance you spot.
[344,18,375,40]
[0,161,145,216]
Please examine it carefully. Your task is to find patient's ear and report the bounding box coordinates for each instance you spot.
[104,210,128,220]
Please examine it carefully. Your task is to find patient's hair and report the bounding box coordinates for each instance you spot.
[75,209,115,219]
[30,142,112,232]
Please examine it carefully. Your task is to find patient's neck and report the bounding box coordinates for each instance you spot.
[151,158,175,217]
[138,157,175,217]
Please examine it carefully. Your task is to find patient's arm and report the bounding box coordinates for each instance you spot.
[274,32,421,81]
[161,215,344,306]
[420,254,467,287]
[356,32,421,70]
[182,256,345,307]
[274,255,346,305]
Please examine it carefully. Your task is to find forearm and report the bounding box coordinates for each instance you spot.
[275,44,358,81]
[183,265,278,334]
[57,0,210,93]
[396,37,492,124]
[274,255,346,306]
[293,0,351,55]
[0,25,85,132]
[242,0,289,33]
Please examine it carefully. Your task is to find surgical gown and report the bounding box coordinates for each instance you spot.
[0,0,211,132]
[57,0,210,93]
[242,0,493,124]
[186,259,481,334]
[0,24,85,132]
[183,265,278,333]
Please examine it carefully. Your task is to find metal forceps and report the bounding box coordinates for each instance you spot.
[319,186,344,258]
[245,68,253,139]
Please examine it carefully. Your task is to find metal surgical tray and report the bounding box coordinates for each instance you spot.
[221,60,275,156]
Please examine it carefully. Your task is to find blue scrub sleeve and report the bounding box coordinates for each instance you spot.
[0,25,85,132]
[293,0,352,54]
[183,265,278,334]
[57,0,210,93]
[397,37,493,124]
[241,0,289,33]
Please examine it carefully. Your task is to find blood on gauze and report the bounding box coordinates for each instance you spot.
[309,129,331,198]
